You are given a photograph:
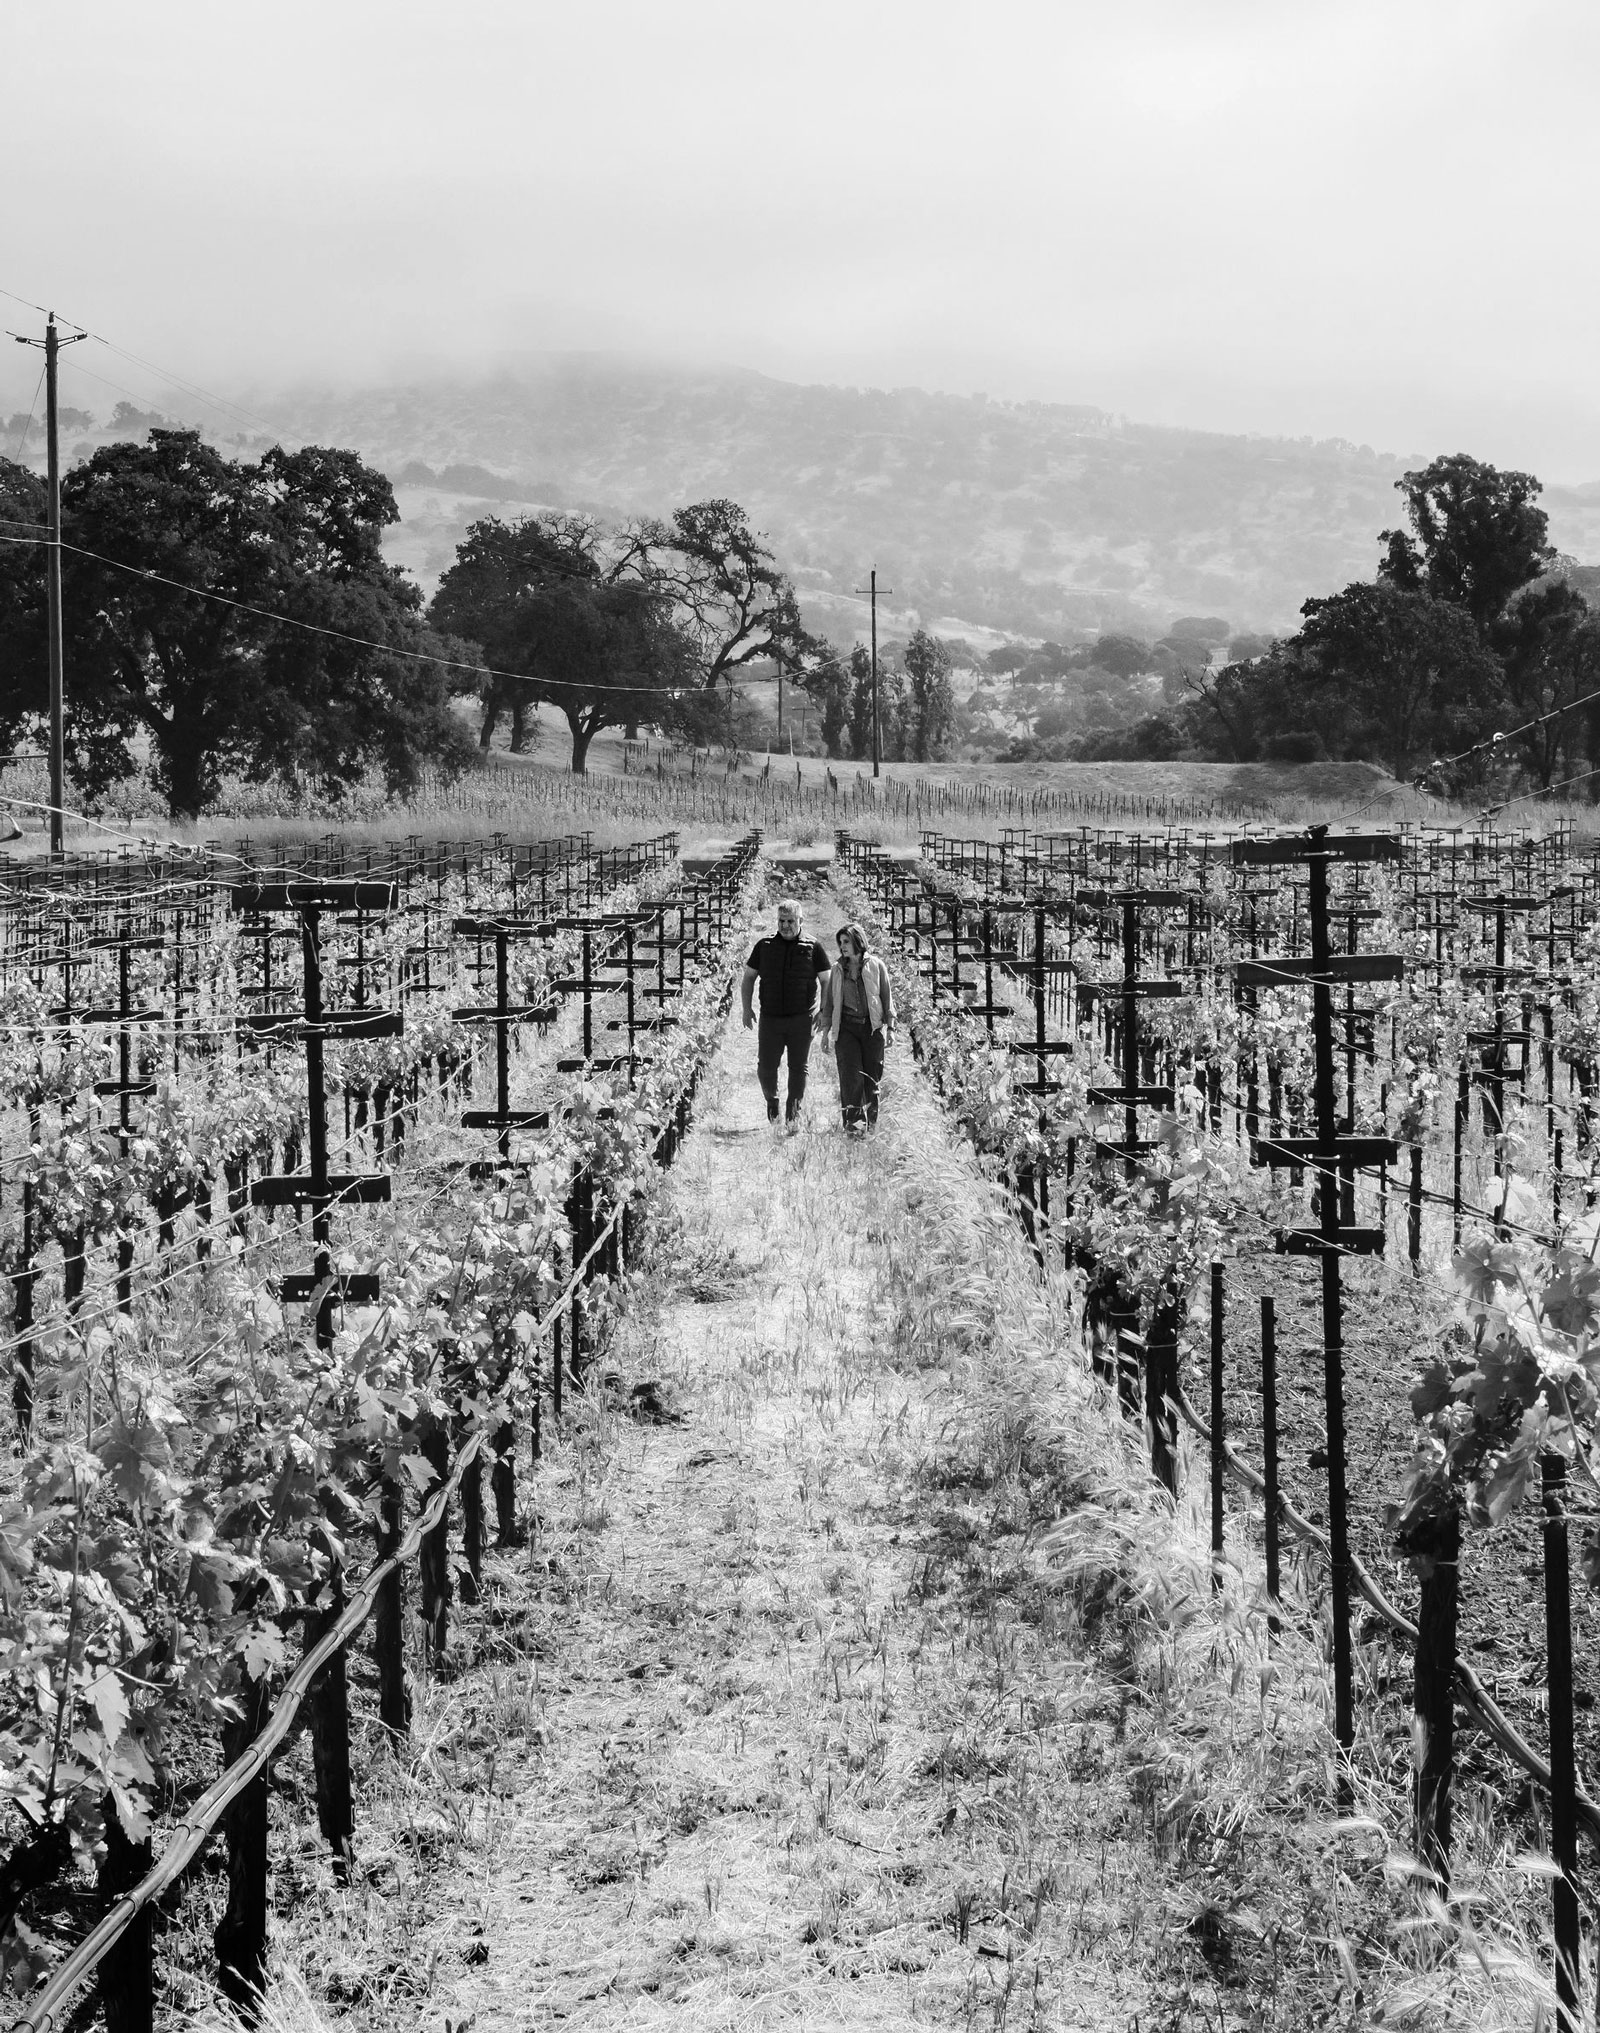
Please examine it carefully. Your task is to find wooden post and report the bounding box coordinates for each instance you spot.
[551,1263,564,1423]
[374,1476,410,1736]
[306,1570,354,1881]
[1209,1262,1225,1589]
[460,1437,484,1606]
[419,1426,451,1660]
[1261,1295,1280,1640]
[571,1176,589,1383]
[214,1669,272,2015]
[492,1418,518,1543]
[96,1808,153,2033]
[13,1175,35,1440]
[1542,1454,1581,2028]
[1413,1507,1459,1891]
[64,1224,85,1309]
[1408,1144,1423,1265]
[1306,843,1356,1792]
[1115,1328,1142,1423]
[1147,1295,1180,1496]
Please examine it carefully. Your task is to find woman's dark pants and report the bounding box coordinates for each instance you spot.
[835,1019,884,1126]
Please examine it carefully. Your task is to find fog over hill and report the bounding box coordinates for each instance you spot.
[268,357,1429,640]
[31,355,1600,646]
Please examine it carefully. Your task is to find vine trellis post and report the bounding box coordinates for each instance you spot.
[230,879,400,1349]
[1233,827,1403,1810]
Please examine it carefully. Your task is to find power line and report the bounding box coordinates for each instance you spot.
[84,339,295,444]
[1424,681,1600,784]
[58,354,286,449]
[8,368,44,460]
[1320,673,1600,833]
[1,280,302,444]
[0,285,87,332]
[0,530,736,704]
[1488,763,1600,816]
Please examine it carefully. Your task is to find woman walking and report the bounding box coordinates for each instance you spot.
[818,923,895,1130]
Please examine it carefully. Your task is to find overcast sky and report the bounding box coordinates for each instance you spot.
[5,0,1598,479]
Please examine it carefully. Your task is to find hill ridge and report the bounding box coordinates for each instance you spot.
[27,354,1600,640]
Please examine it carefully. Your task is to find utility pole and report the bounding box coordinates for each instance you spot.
[776,642,784,748]
[851,569,893,779]
[14,314,86,856]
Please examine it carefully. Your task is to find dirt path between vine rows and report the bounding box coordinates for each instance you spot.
[400,1017,1118,2028]
[246,929,1419,2033]
[388,994,1182,2030]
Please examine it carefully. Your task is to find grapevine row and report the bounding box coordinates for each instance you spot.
[839,818,1600,2016]
[0,828,764,2029]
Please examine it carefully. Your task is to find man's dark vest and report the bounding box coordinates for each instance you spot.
[749,934,828,1018]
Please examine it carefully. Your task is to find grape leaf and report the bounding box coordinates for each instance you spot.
[86,1668,129,1747]
[1474,1407,1546,1526]
[1410,1364,1453,1420]
[1541,1259,1600,1335]
[240,1623,286,1682]
[1453,1236,1520,1304]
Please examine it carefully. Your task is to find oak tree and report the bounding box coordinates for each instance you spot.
[622,499,812,690]
[1491,581,1600,787]
[1296,580,1502,779]
[430,514,696,773]
[0,434,468,818]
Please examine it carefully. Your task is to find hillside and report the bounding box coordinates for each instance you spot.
[24,356,1600,644]
[259,360,1409,638]
[256,359,1600,641]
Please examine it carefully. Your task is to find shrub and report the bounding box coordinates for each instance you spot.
[1262,731,1324,763]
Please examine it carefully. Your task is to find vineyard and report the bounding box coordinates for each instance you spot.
[7,810,1600,2029]
[0,824,763,2028]
[837,815,1600,2028]
[0,743,1438,861]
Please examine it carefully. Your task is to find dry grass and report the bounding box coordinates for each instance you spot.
[4,732,1595,866]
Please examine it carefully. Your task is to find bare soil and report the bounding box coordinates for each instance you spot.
[1195,1232,1600,1826]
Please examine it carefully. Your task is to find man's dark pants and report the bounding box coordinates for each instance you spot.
[758,1012,814,1119]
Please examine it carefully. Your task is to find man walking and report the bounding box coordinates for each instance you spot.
[742,897,831,1130]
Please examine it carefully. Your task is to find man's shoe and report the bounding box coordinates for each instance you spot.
[785,1117,801,1137]
[767,1100,780,1123]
